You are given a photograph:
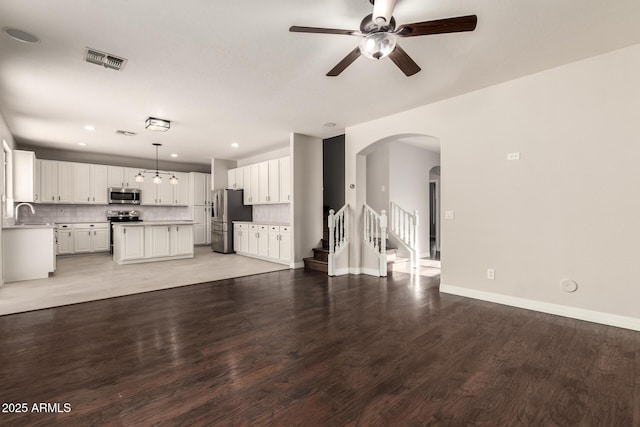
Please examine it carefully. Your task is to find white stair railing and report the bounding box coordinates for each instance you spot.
[389,201,419,269]
[363,204,388,277]
[328,205,348,276]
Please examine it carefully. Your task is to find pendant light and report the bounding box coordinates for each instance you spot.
[152,143,162,184]
[133,143,178,185]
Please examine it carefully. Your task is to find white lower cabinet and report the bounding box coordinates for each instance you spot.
[121,226,145,261]
[193,206,211,245]
[234,223,248,253]
[147,225,171,258]
[73,224,110,254]
[234,222,290,265]
[56,225,74,255]
[57,223,109,255]
[114,223,194,264]
[172,224,194,256]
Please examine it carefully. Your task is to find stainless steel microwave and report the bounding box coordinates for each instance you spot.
[108,187,141,204]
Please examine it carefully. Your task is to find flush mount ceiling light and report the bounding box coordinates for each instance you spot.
[231,142,239,148]
[323,122,336,127]
[83,125,95,131]
[135,143,178,185]
[170,153,178,158]
[145,117,170,132]
[77,142,87,146]
[115,130,136,136]
[2,27,39,43]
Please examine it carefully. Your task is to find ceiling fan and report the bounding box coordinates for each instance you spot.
[290,0,477,77]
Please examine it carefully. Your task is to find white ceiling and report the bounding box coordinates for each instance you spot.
[1,0,639,166]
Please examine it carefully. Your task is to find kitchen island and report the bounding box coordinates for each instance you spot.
[112,221,195,265]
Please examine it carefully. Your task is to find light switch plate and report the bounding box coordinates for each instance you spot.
[507,152,521,160]
[445,210,455,220]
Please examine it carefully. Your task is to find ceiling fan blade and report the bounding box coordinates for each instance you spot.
[388,44,421,76]
[289,26,359,36]
[396,15,477,37]
[327,47,362,77]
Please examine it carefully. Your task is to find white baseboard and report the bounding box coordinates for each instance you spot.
[332,267,349,276]
[440,283,640,332]
[292,261,304,269]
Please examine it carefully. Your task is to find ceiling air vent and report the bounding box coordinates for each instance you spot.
[115,130,136,136]
[84,47,128,71]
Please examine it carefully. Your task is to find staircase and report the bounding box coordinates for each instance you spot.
[303,207,331,272]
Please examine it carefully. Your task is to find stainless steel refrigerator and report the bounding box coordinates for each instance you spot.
[211,189,252,253]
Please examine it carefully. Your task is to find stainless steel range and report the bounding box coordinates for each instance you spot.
[107,210,142,254]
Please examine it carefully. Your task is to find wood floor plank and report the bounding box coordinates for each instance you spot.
[0,269,638,425]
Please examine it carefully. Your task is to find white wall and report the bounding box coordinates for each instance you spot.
[291,133,323,266]
[346,43,640,325]
[389,143,439,258]
[365,143,389,213]
[211,158,236,190]
[236,145,289,167]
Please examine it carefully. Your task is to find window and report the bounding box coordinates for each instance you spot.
[2,139,13,218]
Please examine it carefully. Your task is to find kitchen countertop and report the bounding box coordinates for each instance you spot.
[233,221,290,226]
[4,223,56,229]
[56,221,110,225]
[113,220,195,226]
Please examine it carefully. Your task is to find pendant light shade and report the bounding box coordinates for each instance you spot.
[152,143,161,185]
[135,172,144,183]
[153,174,162,184]
[169,174,178,185]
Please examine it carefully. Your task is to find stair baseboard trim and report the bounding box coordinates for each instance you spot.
[440,283,640,332]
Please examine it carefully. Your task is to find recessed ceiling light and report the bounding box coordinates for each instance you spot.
[170,153,178,158]
[231,142,239,148]
[83,125,95,131]
[2,27,39,43]
[323,122,336,127]
[77,142,87,146]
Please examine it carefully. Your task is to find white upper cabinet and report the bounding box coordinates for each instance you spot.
[41,160,73,203]
[228,168,244,190]
[13,150,41,203]
[191,172,207,206]
[258,162,269,204]
[267,159,280,203]
[74,164,108,204]
[279,156,291,203]
[141,173,174,205]
[173,172,189,206]
[108,166,142,189]
[243,167,252,204]
[233,156,291,205]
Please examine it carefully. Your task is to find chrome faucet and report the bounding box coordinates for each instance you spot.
[15,202,36,224]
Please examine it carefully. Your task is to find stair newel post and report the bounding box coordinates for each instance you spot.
[413,210,419,269]
[380,210,388,277]
[328,209,335,276]
[328,209,335,254]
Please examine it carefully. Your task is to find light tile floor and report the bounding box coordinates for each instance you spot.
[0,247,289,316]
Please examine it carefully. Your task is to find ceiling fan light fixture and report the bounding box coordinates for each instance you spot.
[359,32,396,60]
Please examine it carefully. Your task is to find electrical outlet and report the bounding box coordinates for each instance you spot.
[445,210,455,220]
[487,268,495,280]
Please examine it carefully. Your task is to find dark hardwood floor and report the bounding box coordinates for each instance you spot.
[0,269,638,426]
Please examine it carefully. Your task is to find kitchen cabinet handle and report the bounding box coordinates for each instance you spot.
[68,232,71,237]
[52,196,54,201]
[177,226,179,231]
[88,197,90,201]
[94,231,96,236]
[168,227,170,232]
[35,194,38,201]
[93,197,95,201]
[88,231,91,236]
[124,229,126,234]
[58,196,61,201]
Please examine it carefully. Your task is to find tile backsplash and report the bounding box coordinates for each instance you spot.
[252,204,290,224]
[18,204,191,224]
